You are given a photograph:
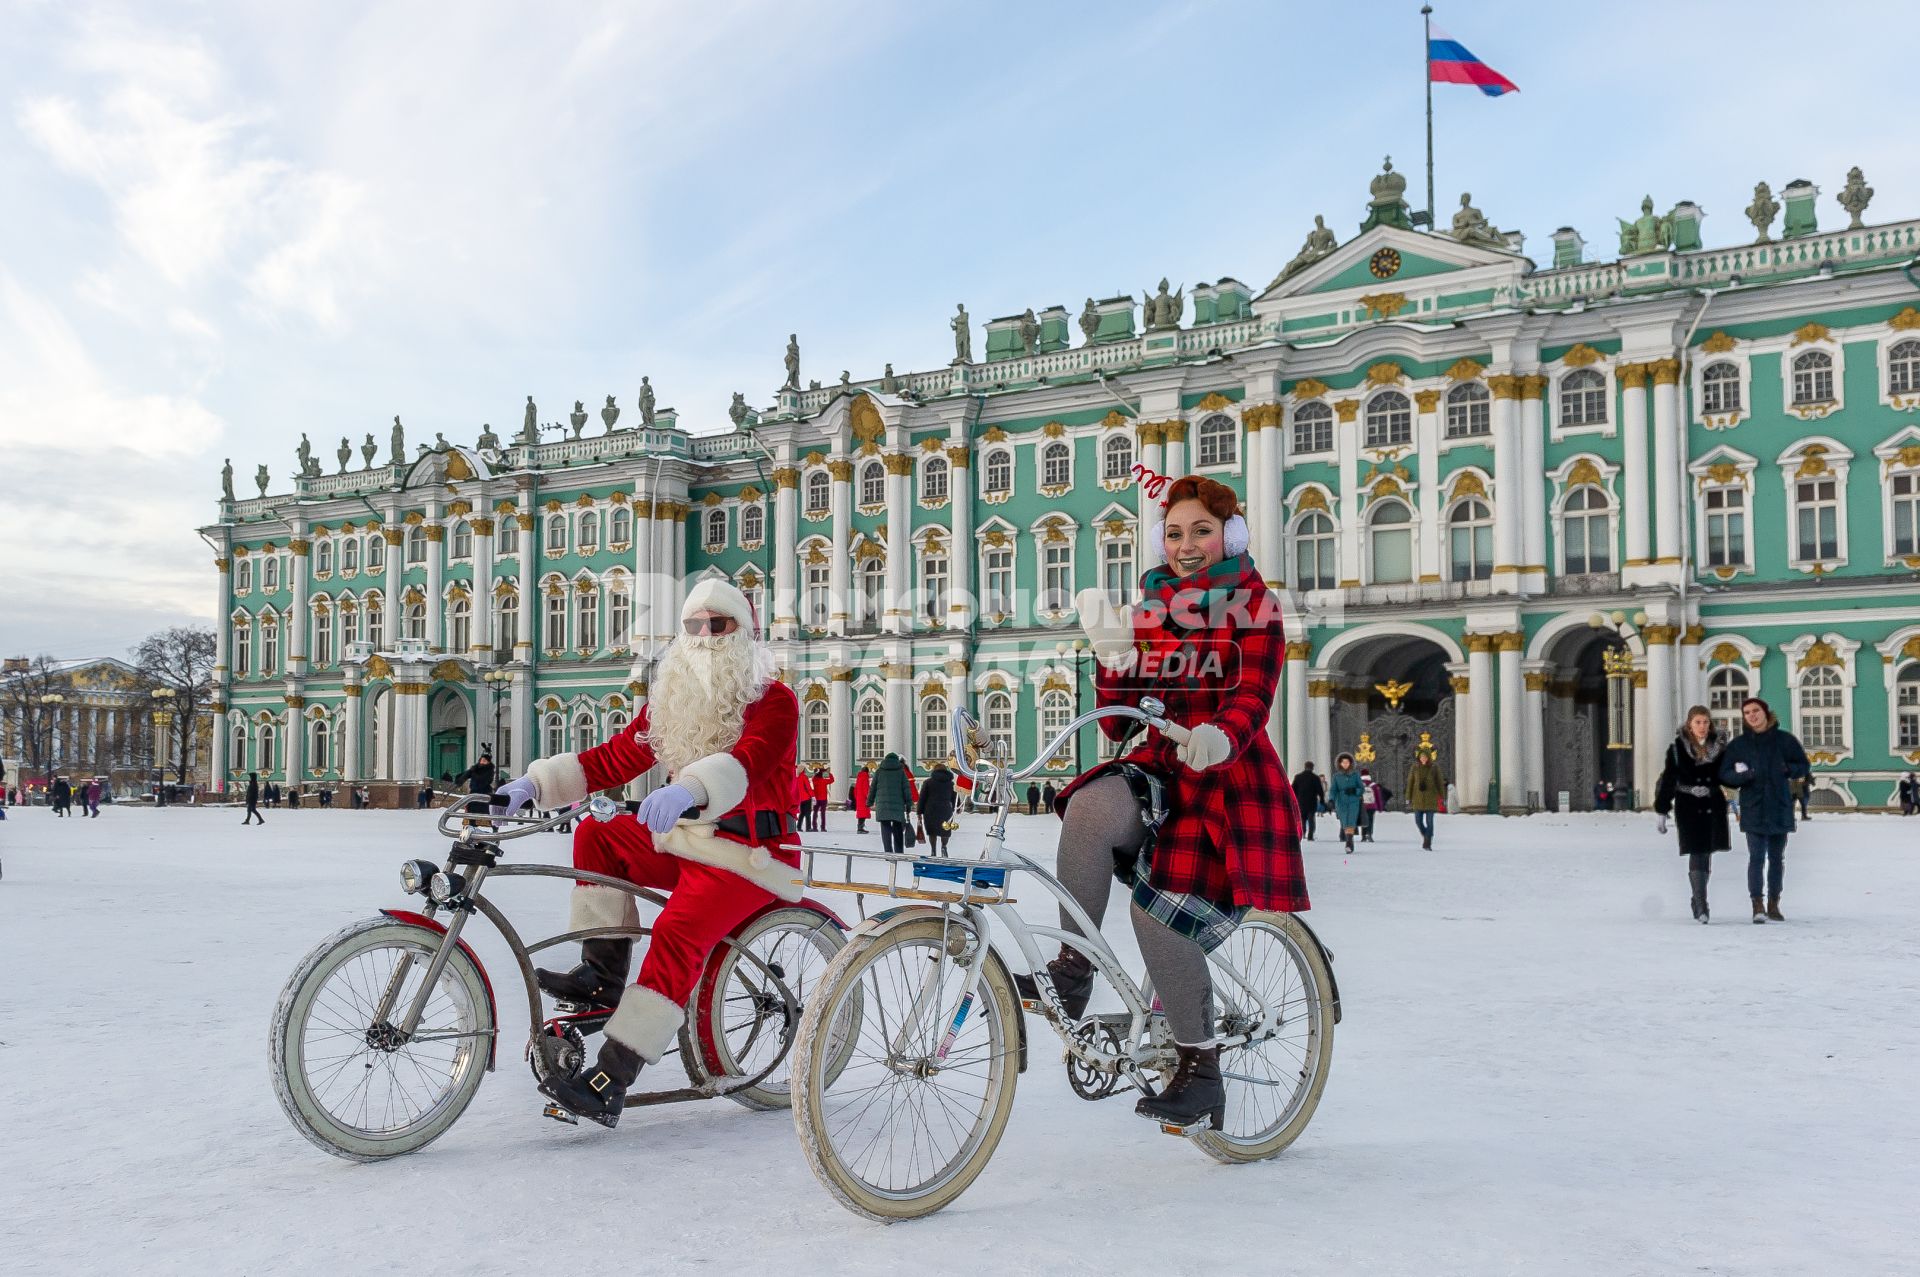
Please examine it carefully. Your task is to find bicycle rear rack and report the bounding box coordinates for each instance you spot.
[789,843,1019,908]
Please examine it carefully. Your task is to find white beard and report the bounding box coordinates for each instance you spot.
[644,632,777,776]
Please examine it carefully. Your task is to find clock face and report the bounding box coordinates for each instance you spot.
[1369,248,1402,279]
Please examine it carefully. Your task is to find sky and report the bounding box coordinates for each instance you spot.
[2,0,1915,658]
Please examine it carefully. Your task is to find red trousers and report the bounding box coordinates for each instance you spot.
[571,816,777,1007]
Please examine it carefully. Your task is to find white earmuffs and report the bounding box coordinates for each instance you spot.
[1150,513,1249,562]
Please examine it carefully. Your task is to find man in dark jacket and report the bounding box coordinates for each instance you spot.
[918,764,958,857]
[1291,762,1325,840]
[1718,697,1810,924]
[243,772,264,824]
[454,750,498,798]
[1040,781,1057,813]
[1025,782,1040,816]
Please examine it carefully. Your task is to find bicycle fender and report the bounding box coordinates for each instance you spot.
[844,907,1026,1074]
[380,909,500,1069]
[1285,913,1342,1026]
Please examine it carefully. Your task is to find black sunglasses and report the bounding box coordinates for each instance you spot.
[683,615,739,636]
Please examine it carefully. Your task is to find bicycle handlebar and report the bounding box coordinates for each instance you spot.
[949,695,1189,785]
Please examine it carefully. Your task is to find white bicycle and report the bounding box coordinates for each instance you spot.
[788,697,1340,1222]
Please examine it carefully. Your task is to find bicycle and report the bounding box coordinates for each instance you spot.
[270,793,849,1160]
[787,696,1340,1221]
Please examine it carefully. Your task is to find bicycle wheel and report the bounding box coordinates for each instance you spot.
[1188,910,1335,1164]
[790,916,1020,1222]
[681,904,849,1111]
[271,917,494,1161]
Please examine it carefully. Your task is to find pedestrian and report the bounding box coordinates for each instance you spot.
[1405,749,1444,849]
[1654,705,1732,923]
[1291,762,1325,841]
[1357,768,1389,843]
[918,762,957,857]
[1329,753,1363,852]
[1791,774,1812,822]
[791,768,811,831]
[1718,696,1810,924]
[87,778,103,817]
[850,764,872,833]
[1040,780,1057,814]
[810,766,833,832]
[1025,782,1040,816]
[289,784,303,810]
[870,751,918,855]
[243,771,264,824]
[1900,771,1918,816]
[454,749,499,803]
[52,775,72,817]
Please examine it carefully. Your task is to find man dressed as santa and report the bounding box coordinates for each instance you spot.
[494,578,800,1127]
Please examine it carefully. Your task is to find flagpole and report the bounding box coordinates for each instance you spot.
[1422,4,1435,231]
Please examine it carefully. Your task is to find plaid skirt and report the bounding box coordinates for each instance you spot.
[1090,761,1248,953]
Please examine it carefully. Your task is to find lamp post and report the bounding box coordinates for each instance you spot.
[151,687,177,806]
[38,692,63,803]
[1587,610,1646,809]
[482,667,515,773]
[1055,638,1091,774]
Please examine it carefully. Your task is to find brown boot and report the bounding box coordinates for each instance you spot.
[1766,894,1784,922]
[1011,946,1095,1020]
[1751,896,1766,924]
[1135,1044,1225,1131]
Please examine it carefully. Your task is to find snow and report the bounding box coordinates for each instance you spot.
[3,805,1918,1276]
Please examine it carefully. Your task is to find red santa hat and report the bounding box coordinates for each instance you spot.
[682,576,757,630]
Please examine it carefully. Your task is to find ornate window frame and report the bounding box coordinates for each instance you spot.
[1550,346,1616,439]
[1193,411,1241,472]
[1289,398,1335,458]
[1775,436,1852,573]
[1548,454,1622,578]
[1779,327,1844,420]
[1442,381,1492,440]
[972,672,1019,761]
[802,466,833,522]
[1100,432,1135,488]
[1361,388,1414,451]
[1873,627,1920,765]
[1443,491,1494,583]
[1700,635,1765,740]
[1691,340,1751,431]
[1360,490,1417,587]
[738,498,766,550]
[980,446,1014,503]
[1781,633,1859,765]
[856,459,887,514]
[703,506,728,552]
[975,520,1017,625]
[1880,328,1920,410]
[1029,514,1077,620]
[1872,427,1920,567]
[1688,446,1759,580]
[917,452,951,509]
[1037,437,1074,498]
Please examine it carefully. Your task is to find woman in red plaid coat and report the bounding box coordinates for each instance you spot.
[1018,474,1306,1131]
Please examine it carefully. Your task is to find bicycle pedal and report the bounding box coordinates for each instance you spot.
[542,1102,580,1126]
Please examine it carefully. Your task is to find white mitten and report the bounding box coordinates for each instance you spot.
[1074,587,1137,673]
[1655,815,1669,836]
[1175,722,1232,772]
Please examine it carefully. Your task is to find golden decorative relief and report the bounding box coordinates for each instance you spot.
[1103,518,1131,537]
[1370,476,1404,499]
[738,567,762,587]
[1449,674,1471,695]
[771,467,800,490]
[424,525,445,542]
[1520,373,1549,400]
[701,491,724,507]
[1448,471,1487,500]
[882,453,914,476]
[1293,487,1330,513]
[365,654,394,680]
[1562,343,1605,368]
[1648,358,1682,386]
[1565,457,1605,489]
[1374,679,1413,711]
[1357,292,1408,320]
[1701,330,1738,353]
[945,445,971,468]
[980,426,1008,444]
[982,529,1010,548]
[1135,421,1165,446]
[1333,400,1360,423]
[514,514,534,532]
[1794,445,1829,478]
[446,500,473,516]
[917,679,948,701]
[1806,750,1843,766]
[1889,307,1920,331]
[1523,672,1552,692]
[1616,362,1648,389]
[917,436,943,454]
[1884,445,1920,473]
[1284,640,1313,661]
[430,659,466,683]
[1796,640,1842,670]
[1487,374,1524,400]
[1291,378,1329,401]
[470,517,494,536]
[738,485,762,501]
[1705,642,1744,667]
[803,685,829,704]
[804,450,826,467]
[1101,410,1131,430]
[1445,358,1485,382]
[1195,392,1234,412]
[1464,633,1496,653]
[1164,421,1187,443]
[1365,362,1405,388]
[1790,321,1831,346]
[1041,421,1067,439]
[542,499,561,514]
[1414,388,1441,413]
[1241,403,1284,432]
[825,459,854,482]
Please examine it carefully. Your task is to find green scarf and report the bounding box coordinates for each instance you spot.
[1142,553,1254,629]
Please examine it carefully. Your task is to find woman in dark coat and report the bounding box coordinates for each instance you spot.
[1327,754,1364,851]
[869,752,918,855]
[917,763,957,856]
[1718,696,1810,924]
[1653,705,1731,923]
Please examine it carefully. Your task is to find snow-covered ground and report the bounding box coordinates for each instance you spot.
[3,805,1917,1276]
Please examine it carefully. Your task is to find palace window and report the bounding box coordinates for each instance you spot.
[1364,392,1412,449]
[805,560,830,628]
[1444,383,1491,439]
[921,554,948,625]
[1793,476,1840,562]
[543,713,565,758]
[575,590,598,650]
[341,603,361,647]
[610,506,632,546]
[367,535,386,571]
[312,607,334,666]
[1041,541,1073,612]
[498,517,518,555]
[1367,500,1413,584]
[310,716,332,773]
[365,597,384,649]
[922,456,949,502]
[576,512,599,554]
[1196,414,1238,467]
[1891,471,1920,558]
[705,509,726,551]
[740,583,764,638]
[450,521,472,560]
[572,712,596,753]
[1448,498,1494,581]
[234,623,252,676]
[1103,433,1134,481]
[406,527,426,565]
[1891,340,1920,396]
[983,691,1014,758]
[856,695,885,763]
[230,720,247,772]
[449,597,471,652]
[236,560,253,593]
[1293,511,1337,591]
[982,547,1013,619]
[1292,402,1333,455]
[404,600,426,641]
[920,695,950,765]
[316,541,333,575]
[259,722,277,774]
[860,461,885,507]
[1560,369,1608,426]
[1103,538,1135,605]
[261,618,280,674]
[544,592,566,651]
[1707,665,1750,741]
[984,449,1012,495]
[1702,362,1742,414]
[857,557,885,628]
[805,471,831,515]
[803,699,830,764]
[1796,667,1846,751]
[264,557,280,592]
[496,594,518,651]
[605,710,628,744]
[1562,485,1613,575]
[740,503,764,545]
[341,538,359,574]
[1896,665,1920,750]
[1704,484,1748,568]
[608,588,630,648]
[1792,351,1834,405]
[545,515,567,554]
[1040,691,1074,765]
[1042,441,1072,488]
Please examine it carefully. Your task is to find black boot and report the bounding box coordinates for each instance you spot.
[1011,946,1095,1021]
[536,939,631,1011]
[1135,1044,1225,1131]
[539,1038,643,1128]
[1689,870,1709,923]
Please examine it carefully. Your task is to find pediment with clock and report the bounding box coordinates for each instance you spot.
[1252,225,1531,334]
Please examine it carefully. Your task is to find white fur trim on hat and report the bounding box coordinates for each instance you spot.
[682,577,755,629]
[525,752,588,809]
[1148,513,1249,563]
[675,751,749,818]
[656,821,804,902]
[602,984,685,1064]
[566,884,639,934]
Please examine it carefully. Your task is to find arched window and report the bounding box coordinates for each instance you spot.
[234,621,252,677]
[497,592,519,652]
[980,544,1012,619]
[740,503,764,544]
[803,699,830,763]
[609,506,632,545]
[1196,414,1238,467]
[921,553,948,625]
[983,691,1014,757]
[1793,474,1840,562]
[1707,665,1750,740]
[230,719,247,773]
[236,560,253,593]
[341,538,359,574]
[316,541,334,575]
[1891,470,1920,558]
[1895,664,1920,750]
[450,521,472,559]
[366,534,385,571]
[920,695,950,764]
[574,588,598,650]
[1448,498,1494,581]
[340,599,361,647]
[1041,441,1071,488]
[856,695,886,763]
[1364,392,1412,448]
[1704,481,1748,567]
[1040,691,1074,765]
[1796,666,1845,750]
[1102,433,1134,480]
[1563,485,1613,574]
[1293,511,1337,591]
[448,596,471,652]
[498,515,519,555]
[1444,383,1490,438]
[261,615,280,674]
[1702,361,1741,414]
[607,586,631,648]
[404,599,426,641]
[544,590,566,651]
[572,711,597,753]
[705,509,726,550]
[312,605,334,665]
[740,581,763,638]
[1367,500,1413,584]
[858,557,886,628]
[1891,340,1920,396]
[365,594,385,649]
[1102,537,1134,605]
[264,556,280,592]
[310,716,331,773]
[1292,401,1333,455]
[407,526,427,564]
[1792,350,1834,405]
[922,456,949,502]
[543,712,566,758]
[576,512,600,554]
[804,554,830,627]
[259,720,277,774]
[805,470,831,514]
[859,461,885,507]
[606,709,629,742]
[984,449,1012,495]
[1559,369,1607,426]
[545,515,567,554]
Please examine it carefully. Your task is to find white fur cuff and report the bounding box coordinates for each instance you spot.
[657,823,805,902]
[527,752,589,809]
[604,984,685,1064]
[676,751,749,817]
[567,884,639,934]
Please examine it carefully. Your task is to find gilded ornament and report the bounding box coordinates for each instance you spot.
[424,525,445,542]
[1449,674,1471,695]
[1790,321,1831,346]
[1793,446,1829,479]
[1562,344,1605,368]
[1164,421,1187,443]
[1354,733,1377,764]
[430,659,466,683]
[1333,400,1360,423]
[514,514,534,532]
[471,517,494,536]
[883,453,914,476]
[1414,388,1441,413]
[772,467,800,490]
[1565,458,1605,489]
[1135,421,1166,446]
[1648,358,1682,386]
[1448,471,1487,500]
[945,445,971,468]
[1617,363,1649,389]
[1495,631,1526,652]
[1291,378,1330,400]
[1374,679,1413,711]
[1890,307,1920,332]
[1101,410,1131,430]
[1371,476,1403,498]
[1195,392,1234,412]
[1445,358,1485,382]
[1357,292,1408,320]
[1519,374,1549,399]
[1242,403,1284,432]
[365,654,394,679]
[1487,374,1524,400]
[1293,487,1330,513]
[1701,331,1737,354]
[803,685,829,704]
[1284,640,1313,661]
[1365,362,1405,387]
[1523,672,1552,692]
[1795,640,1842,670]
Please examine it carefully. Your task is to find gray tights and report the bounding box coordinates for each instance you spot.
[1054,775,1215,1046]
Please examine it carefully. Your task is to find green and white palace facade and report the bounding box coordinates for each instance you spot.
[204,164,1920,811]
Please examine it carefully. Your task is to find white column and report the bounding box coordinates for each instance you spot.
[284,703,304,786]
[1522,664,1549,808]
[946,444,973,631]
[1467,638,1496,811]
[472,516,495,655]
[1650,358,1683,568]
[829,462,852,636]
[1139,424,1166,569]
[512,507,533,661]
[1447,662,1473,808]
[1164,419,1188,480]
[884,453,911,635]
[1414,389,1442,583]
[1632,671,1653,806]
[773,468,799,640]
[828,668,852,806]
[408,686,430,784]
[668,498,687,625]
[425,519,446,651]
[510,666,533,777]
[650,498,674,648]
[1678,624,1703,711]
[1335,402,1361,586]
[884,661,912,758]
[1619,364,1651,568]
[1646,629,1677,759]
[384,526,405,637]
[1518,377,1548,593]
[1489,376,1521,593]
[342,686,362,782]
[1285,645,1310,767]
[1244,419,1272,575]
[1307,673,1333,774]
[288,532,311,670]
[1497,635,1525,811]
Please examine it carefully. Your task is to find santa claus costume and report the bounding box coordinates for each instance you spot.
[509,578,801,1126]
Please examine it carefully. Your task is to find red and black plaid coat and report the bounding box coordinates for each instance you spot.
[1057,565,1308,912]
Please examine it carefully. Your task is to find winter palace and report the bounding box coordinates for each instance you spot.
[203,160,1920,811]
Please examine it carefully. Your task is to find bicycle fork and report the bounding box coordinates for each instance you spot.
[887,909,988,1075]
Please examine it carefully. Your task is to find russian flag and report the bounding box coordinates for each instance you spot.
[1428,23,1519,96]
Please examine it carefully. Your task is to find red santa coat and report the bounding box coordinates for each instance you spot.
[810,771,833,802]
[851,770,873,818]
[526,681,803,901]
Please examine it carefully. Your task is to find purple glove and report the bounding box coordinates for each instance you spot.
[492,775,538,815]
[636,783,697,834]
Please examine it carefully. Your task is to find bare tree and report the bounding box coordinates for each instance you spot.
[132,626,216,784]
[1,655,69,789]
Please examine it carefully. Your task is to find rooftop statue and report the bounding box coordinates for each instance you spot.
[361,433,377,468]
[337,436,351,473]
[220,458,234,502]
[1616,195,1675,256]
[880,363,898,393]
[784,334,801,390]
[840,370,852,388]
[296,433,316,478]
[569,401,588,438]
[1746,181,1780,244]
[434,431,449,452]
[1271,214,1338,287]
[476,422,499,451]
[392,415,406,464]
[522,396,538,444]
[1837,166,1873,229]
[729,392,750,427]
[1144,279,1183,331]
[638,376,656,427]
[1018,308,1040,355]
[950,304,972,365]
[1449,192,1509,249]
[602,395,620,433]
[254,464,270,497]
[1079,298,1099,345]
[1360,156,1412,232]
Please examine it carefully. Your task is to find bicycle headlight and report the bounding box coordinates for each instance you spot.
[428,871,466,904]
[399,859,437,895]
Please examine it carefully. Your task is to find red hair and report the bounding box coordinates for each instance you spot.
[1162,474,1242,520]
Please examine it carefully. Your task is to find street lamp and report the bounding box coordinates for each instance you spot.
[1054,638,1090,774]
[1587,610,1647,808]
[482,668,516,773]
[37,692,63,803]
[151,687,177,806]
